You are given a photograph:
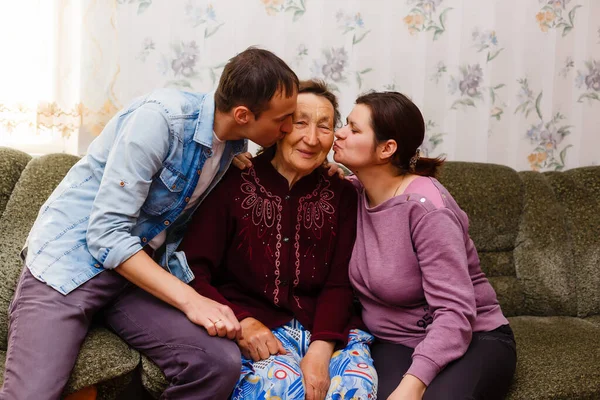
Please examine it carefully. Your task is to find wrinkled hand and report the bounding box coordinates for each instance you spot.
[181,291,241,340]
[323,160,345,179]
[300,349,332,400]
[387,374,426,400]
[232,151,253,170]
[237,317,286,361]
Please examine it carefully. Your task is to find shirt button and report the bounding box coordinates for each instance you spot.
[420,198,426,203]
[142,237,147,243]
[283,237,290,243]
[171,184,177,190]
[94,263,102,268]
[164,220,170,226]
[185,197,190,203]
[285,195,290,200]
[197,169,202,175]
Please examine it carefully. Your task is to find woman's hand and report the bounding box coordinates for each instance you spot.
[236,317,286,361]
[301,341,334,400]
[322,160,345,179]
[387,374,427,400]
[232,151,253,170]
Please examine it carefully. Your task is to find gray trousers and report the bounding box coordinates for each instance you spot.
[0,266,241,400]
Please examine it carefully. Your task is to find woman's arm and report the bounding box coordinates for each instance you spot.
[406,207,477,386]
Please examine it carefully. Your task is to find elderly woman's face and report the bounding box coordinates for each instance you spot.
[276,93,335,176]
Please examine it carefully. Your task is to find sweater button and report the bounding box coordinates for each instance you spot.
[283,237,290,243]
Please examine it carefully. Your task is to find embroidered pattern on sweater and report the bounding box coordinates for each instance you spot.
[240,168,284,304]
[293,176,335,308]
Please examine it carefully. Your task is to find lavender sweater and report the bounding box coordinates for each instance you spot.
[349,176,508,386]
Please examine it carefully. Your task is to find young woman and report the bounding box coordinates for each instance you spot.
[333,91,516,400]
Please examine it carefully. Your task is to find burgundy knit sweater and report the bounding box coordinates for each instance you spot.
[180,152,359,344]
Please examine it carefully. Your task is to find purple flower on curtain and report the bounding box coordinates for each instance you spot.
[458,64,483,97]
[576,59,600,103]
[516,78,573,171]
[171,41,200,78]
[321,48,348,82]
[311,47,372,91]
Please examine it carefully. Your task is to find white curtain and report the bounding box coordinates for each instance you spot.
[1,0,599,171]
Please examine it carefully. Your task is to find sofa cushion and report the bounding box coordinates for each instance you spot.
[0,326,139,397]
[140,354,167,399]
[545,167,600,317]
[0,148,30,218]
[0,153,80,348]
[506,316,600,399]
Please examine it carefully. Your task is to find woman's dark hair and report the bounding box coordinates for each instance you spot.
[355,91,445,177]
[215,47,299,118]
[259,79,340,158]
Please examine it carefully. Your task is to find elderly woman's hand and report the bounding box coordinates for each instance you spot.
[232,152,253,170]
[237,317,286,361]
[301,340,334,400]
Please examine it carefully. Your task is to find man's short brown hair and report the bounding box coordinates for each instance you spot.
[215,47,299,118]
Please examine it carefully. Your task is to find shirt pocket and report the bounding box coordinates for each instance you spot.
[141,166,187,216]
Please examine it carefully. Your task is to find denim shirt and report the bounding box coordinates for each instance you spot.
[24,89,246,295]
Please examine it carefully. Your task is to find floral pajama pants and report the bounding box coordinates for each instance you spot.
[231,320,377,400]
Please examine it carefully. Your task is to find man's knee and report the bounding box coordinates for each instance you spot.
[207,339,242,380]
[170,338,241,384]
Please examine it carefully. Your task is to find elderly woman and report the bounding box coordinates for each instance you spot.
[179,80,377,400]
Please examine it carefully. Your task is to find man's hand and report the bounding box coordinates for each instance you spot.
[115,250,241,340]
[180,290,242,340]
[237,317,286,361]
[301,340,334,400]
[387,374,426,400]
[232,152,253,170]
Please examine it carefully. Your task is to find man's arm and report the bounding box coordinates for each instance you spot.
[116,251,241,339]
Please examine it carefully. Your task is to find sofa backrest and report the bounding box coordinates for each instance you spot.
[0,148,80,348]
[0,148,30,218]
[439,162,579,317]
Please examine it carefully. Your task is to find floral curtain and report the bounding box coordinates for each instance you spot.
[1,0,598,171]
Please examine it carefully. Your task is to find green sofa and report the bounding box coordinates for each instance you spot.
[0,146,598,399]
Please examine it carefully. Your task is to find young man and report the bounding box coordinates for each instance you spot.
[0,47,298,400]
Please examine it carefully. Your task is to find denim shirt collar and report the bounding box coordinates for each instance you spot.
[193,91,216,147]
[194,90,247,154]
